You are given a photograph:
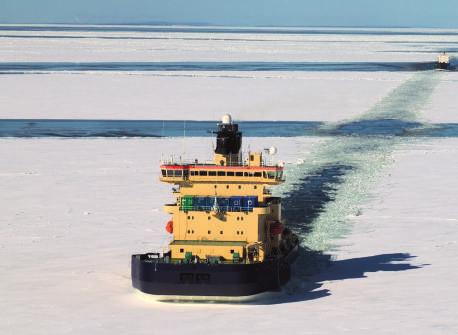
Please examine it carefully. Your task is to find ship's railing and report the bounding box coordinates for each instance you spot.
[179,205,259,212]
[142,254,262,265]
[160,157,283,168]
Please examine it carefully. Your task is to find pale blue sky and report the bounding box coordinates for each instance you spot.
[1,0,457,28]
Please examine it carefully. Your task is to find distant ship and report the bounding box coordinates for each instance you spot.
[131,114,299,297]
[437,52,450,70]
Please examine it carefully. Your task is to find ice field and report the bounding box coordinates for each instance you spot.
[1,26,458,334]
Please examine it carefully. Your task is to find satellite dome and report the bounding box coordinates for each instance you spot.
[268,146,278,155]
[221,114,232,125]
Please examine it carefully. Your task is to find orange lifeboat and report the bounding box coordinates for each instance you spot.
[165,220,173,234]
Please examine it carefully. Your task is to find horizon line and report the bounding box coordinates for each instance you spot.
[1,22,458,30]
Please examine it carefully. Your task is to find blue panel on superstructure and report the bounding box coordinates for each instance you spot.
[242,196,258,211]
[217,197,230,211]
[229,196,243,211]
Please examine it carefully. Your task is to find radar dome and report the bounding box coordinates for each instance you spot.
[268,146,278,155]
[221,114,232,125]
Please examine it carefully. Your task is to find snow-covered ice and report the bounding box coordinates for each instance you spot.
[1,137,457,334]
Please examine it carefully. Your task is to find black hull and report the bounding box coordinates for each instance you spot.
[437,62,449,70]
[131,245,298,297]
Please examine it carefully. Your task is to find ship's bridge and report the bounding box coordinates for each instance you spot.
[159,161,284,185]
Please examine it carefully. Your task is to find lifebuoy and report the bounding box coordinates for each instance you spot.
[166,220,173,234]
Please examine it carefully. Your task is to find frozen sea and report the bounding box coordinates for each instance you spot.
[0,25,457,334]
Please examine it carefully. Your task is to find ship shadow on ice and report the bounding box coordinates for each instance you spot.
[282,164,353,236]
[250,251,424,305]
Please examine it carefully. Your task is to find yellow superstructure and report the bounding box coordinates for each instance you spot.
[160,115,285,263]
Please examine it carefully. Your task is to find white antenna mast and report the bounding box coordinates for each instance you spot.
[182,120,186,161]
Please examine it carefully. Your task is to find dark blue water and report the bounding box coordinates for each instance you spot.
[1,119,457,138]
[0,61,442,73]
[2,25,458,36]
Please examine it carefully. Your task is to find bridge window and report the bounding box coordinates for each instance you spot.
[190,170,196,176]
[208,171,217,176]
[236,172,243,177]
[227,171,235,176]
[174,170,183,177]
[254,172,262,177]
[199,170,208,176]
[161,169,166,177]
[217,171,226,176]
[267,171,276,179]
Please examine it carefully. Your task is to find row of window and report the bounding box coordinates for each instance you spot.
[185,229,245,235]
[190,170,263,177]
[178,249,238,254]
[187,215,245,221]
[162,169,282,179]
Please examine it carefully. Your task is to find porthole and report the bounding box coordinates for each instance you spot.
[238,185,242,189]
[241,231,244,235]
[187,216,190,219]
[187,230,190,234]
[214,185,217,189]
[208,216,211,220]
[220,231,223,235]
[208,230,211,234]
[226,185,230,189]
[254,185,257,189]
[230,249,234,254]
[191,230,194,234]
[180,248,184,253]
[236,217,240,221]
